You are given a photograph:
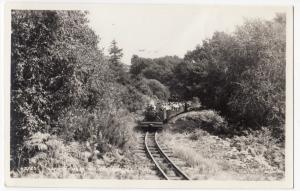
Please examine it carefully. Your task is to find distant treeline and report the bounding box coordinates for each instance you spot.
[130,14,286,139]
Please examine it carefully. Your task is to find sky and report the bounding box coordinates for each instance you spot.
[87,4,286,65]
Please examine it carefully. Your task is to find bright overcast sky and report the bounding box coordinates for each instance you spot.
[87,5,287,65]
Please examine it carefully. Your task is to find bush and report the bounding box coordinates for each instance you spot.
[146,79,170,101]
[174,110,228,135]
[16,132,83,177]
[231,127,285,171]
[121,85,149,112]
[100,111,137,151]
[59,106,137,152]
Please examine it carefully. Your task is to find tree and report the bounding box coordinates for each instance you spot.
[227,15,286,130]
[163,14,286,138]
[129,55,182,99]
[109,40,123,64]
[10,10,107,169]
[108,40,123,71]
[108,40,129,84]
[130,55,154,76]
[11,10,69,168]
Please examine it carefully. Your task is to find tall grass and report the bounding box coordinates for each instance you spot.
[171,145,219,175]
[159,131,219,177]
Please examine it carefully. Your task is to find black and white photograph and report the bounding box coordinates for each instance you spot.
[3,2,293,188]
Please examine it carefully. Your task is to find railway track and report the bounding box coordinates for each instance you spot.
[145,131,190,180]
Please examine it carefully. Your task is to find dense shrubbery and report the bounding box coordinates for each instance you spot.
[146,79,170,101]
[130,55,182,86]
[10,10,97,169]
[10,132,84,177]
[129,75,170,104]
[121,85,149,113]
[172,110,228,135]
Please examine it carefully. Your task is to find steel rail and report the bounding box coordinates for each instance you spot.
[144,132,169,180]
[154,132,191,180]
[145,131,190,180]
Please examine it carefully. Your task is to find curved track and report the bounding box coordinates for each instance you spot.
[145,131,190,180]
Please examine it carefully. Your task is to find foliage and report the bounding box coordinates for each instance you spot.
[130,55,182,88]
[17,132,83,177]
[129,75,170,103]
[108,40,128,83]
[227,15,286,129]
[11,10,102,168]
[109,40,123,66]
[121,85,150,113]
[59,81,136,144]
[196,15,284,131]
[146,79,170,101]
[99,111,137,151]
[174,110,228,134]
[130,76,153,97]
[175,32,235,109]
